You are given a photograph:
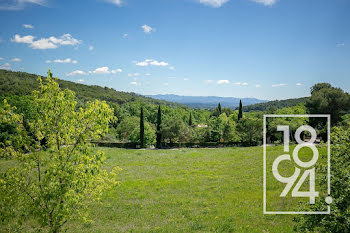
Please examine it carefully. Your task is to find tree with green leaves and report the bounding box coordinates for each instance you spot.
[294,125,350,232]
[156,105,162,148]
[306,83,350,125]
[218,103,222,115]
[236,116,262,145]
[0,71,119,232]
[238,99,243,121]
[140,106,145,148]
[189,112,193,126]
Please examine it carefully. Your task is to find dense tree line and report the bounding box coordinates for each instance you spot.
[1,70,350,148]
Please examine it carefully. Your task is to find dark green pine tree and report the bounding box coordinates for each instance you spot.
[238,99,243,121]
[156,105,162,149]
[218,103,222,115]
[189,112,193,126]
[140,106,145,148]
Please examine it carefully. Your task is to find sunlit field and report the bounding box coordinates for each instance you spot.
[67,146,298,233]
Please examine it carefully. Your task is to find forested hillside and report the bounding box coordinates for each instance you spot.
[242,97,309,112]
[0,69,179,107]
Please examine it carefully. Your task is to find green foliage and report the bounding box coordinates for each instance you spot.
[140,106,145,148]
[0,69,179,107]
[236,113,263,145]
[294,125,350,232]
[116,116,155,146]
[267,104,308,143]
[244,97,309,112]
[189,112,193,126]
[238,100,243,121]
[0,71,119,232]
[156,105,162,148]
[310,83,332,95]
[161,116,190,143]
[306,83,350,125]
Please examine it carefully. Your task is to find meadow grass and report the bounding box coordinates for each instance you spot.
[68,146,300,232]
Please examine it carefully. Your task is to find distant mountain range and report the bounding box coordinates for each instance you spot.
[145,94,268,109]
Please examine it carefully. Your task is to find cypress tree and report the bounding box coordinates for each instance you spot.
[218,103,222,115]
[156,105,162,148]
[140,106,145,148]
[238,99,243,121]
[189,112,193,126]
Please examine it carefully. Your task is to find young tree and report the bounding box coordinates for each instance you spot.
[156,105,162,148]
[238,100,243,121]
[140,106,145,148]
[189,112,193,126]
[0,71,119,232]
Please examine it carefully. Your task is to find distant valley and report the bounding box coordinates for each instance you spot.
[145,94,268,109]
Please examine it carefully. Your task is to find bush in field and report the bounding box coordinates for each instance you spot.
[0,71,119,233]
[294,125,350,232]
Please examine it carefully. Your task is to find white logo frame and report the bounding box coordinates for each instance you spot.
[263,114,331,215]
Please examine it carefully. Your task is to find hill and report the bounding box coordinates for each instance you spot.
[146,94,267,109]
[0,69,179,107]
[242,97,309,112]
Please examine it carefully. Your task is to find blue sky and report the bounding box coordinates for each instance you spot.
[0,0,349,100]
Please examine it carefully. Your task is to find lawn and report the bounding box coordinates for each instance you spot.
[67,146,298,232]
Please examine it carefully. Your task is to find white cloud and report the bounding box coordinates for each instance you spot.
[130,81,140,86]
[89,66,122,74]
[233,82,248,86]
[199,0,229,8]
[169,66,175,70]
[250,0,278,6]
[217,80,230,84]
[89,45,94,51]
[255,84,261,88]
[205,80,213,84]
[105,0,123,6]
[163,82,169,86]
[112,68,122,74]
[272,83,287,87]
[0,63,11,70]
[136,61,148,66]
[23,24,34,29]
[296,83,303,86]
[66,70,87,76]
[135,59,169,67]
[123,33,128,38]
[184,78,189,81]
[11,34,81,50]
[46,58,78,64]
[30,38,57,49]
[0,0,47,10]
[11,34,34,43]
[0,57,4,60]
[145,73,151,76]
[142,25,155,34]
[76,79,85,83]
[11,58,21,62]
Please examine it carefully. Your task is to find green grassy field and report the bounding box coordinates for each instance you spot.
[66,146,300,232]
